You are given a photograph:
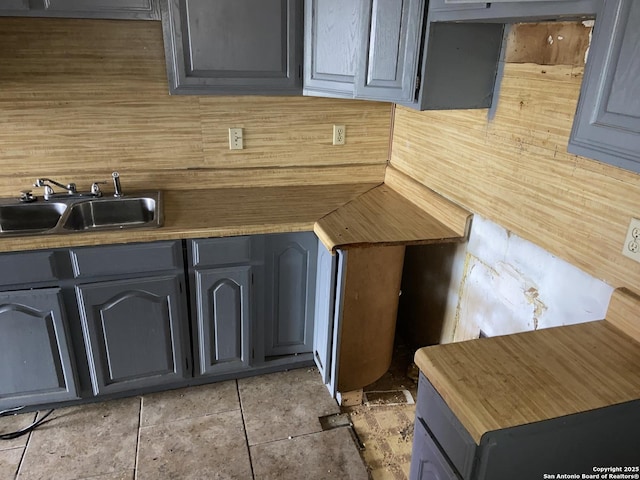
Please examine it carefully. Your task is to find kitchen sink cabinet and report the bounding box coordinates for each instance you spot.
[76,275,190,396]
[0,288,79,410]
[264,232,317,358]
[568,0,640,174]
[0,0,160,19]
[411,372,640,480]
[161,0,303,95]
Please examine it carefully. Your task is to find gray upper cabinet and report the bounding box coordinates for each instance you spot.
[303,0,362,98]
[0,0,160,19]
[161,0,303,95]
[193,266,252,376]
[76,276,189,395]
[354,0,424,103]
[0,288,78,410]
[428,0,598,21]
[568,0,640,174]
[264,232,317,357]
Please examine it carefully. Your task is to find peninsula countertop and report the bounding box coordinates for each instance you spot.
[0,168,472,253]
[414,288,640,444]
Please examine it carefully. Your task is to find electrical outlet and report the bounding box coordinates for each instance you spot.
[228,128,243,150]
[622,218,640,263]
[333,125,345,145]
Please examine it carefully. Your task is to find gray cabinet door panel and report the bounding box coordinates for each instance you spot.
[194,266,251,375]
[77,276,188,395]
[569,0,640,173]
[0,250,61,287]
[312,239,336,384]
[70,241,182,279]
[163,0,303,94]
[0,288,78,409]
[416,373,476,479]
[355,0,424,102]
[190,237,252,268]
[303,0,362,98]
[265,233,317,356]
[410,417,460,480]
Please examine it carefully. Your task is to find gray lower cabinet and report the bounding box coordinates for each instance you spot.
[193,266,252,375]
[411,372,640,480]
[0,288,79,410]
[76,275,189,395]
[161,0,303,95]
[568,0,640,174]
[0,0,160,19]
[264,232,317,357]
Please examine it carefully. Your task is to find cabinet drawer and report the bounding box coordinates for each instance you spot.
[0,250,63,286]
[410,417,461,480]
[190,237,252,267]
[417,373,477,479]
[70,241,182,278]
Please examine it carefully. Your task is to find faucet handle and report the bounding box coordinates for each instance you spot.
[90,181,107,197]
[19,190,36,203]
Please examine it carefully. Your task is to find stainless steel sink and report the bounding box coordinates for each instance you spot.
[63,196,159,231]
[0,202,67,234]
[0,192,162,237]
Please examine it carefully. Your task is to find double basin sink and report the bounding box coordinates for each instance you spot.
[0,192,163,236]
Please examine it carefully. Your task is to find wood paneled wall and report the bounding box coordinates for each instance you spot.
[0,18,391,196]
[390,61,640,294]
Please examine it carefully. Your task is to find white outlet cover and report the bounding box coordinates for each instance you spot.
[332,125,345,146]
[228,128,243,150]
[622,217,640,263]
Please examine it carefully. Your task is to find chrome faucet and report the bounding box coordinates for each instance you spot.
[33,178,110,201]
[33,178,77,200]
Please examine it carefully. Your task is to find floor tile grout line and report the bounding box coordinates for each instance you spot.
[133,396,143,480]
[14,411,39,479]
[236,380,256,480]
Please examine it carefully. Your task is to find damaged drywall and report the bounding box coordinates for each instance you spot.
[447,216,613,342]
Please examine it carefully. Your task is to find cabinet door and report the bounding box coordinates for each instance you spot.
[355,0,424,103]
[162,0,303,95]
[193,266,251,376]
[312,239,337,384]
[410,418,460,480]
[76,276,188,395]
[303,0,362,98]
[0,288,78,409]
[568,0,640,174]
[265,232,318,357]
[0,0,28,10]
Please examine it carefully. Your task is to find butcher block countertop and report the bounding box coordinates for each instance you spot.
[414,288,640,444]
[0,168,471,253]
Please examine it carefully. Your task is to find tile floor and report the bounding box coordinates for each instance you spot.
[0,368,370,480]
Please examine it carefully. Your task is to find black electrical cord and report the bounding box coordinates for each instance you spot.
[0,406,55,440]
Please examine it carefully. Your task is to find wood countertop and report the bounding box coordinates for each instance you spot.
[314,184,464,252]
[0,171,472,253]
[0,183,375,253]
[414,288,640,444]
